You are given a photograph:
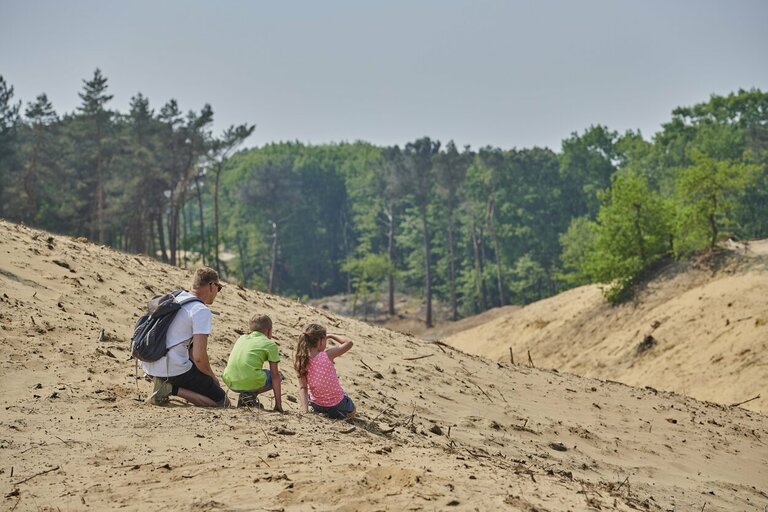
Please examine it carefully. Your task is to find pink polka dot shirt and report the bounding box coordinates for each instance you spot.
[307,351,346,407]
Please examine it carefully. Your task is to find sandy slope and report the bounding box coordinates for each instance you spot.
[445,241,768,417]
[1,219,767,512]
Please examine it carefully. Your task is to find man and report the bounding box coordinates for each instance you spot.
[143,267,229,407]
[222,314,283,412]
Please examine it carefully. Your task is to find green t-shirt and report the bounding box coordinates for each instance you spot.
[222,331,280,391]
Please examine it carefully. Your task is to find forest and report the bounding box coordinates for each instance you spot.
[1,70,766,325]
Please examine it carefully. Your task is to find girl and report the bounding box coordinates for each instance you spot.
[294,323,356,419]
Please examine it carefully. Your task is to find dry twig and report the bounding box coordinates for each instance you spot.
[403,354,434,361]
[360,359,377,372]
[14,465,60,486]
[260,425,271,444]
[468,379,494,403]
[730,395,760,408]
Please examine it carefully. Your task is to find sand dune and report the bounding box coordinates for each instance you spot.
[1,220,767,511]
[445,242,768,417]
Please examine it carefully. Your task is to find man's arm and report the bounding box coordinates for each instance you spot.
[190,333,218,383]
[298,375,309,413]
[269,361,283,412]
[325,333,353,360]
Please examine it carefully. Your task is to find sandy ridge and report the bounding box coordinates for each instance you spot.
[1,220,767,511]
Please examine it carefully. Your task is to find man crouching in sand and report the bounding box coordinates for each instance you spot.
[143,267,229,407]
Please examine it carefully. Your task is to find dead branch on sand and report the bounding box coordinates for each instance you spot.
[730,395,760,408]
[13,465,60,486]
[403,354,434,361]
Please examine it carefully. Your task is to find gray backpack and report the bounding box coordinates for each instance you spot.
[129,290,202,362]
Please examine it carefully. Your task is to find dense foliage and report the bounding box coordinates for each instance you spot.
[1,71,766,321]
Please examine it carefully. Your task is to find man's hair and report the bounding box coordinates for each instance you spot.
[249,314,272,334]
[192,267,220,289]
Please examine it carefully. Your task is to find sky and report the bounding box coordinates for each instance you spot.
[1,1,767,152]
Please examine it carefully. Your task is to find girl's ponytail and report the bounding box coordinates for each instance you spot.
[294,332,311,377]
[294,323,327,377]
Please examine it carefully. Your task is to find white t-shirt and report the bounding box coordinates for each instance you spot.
[141,291,212,377]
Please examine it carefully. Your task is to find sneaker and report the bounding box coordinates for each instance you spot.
[148,377,172,405]
[237,392,263,409]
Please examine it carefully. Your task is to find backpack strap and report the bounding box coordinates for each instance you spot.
[171,289,203,307]
[177,295,203,306]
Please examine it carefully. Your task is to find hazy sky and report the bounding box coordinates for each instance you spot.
[1,1,767,151]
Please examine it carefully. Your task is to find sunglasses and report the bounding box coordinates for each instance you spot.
[211,282,223,292]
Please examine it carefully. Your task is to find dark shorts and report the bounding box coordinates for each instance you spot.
[311,394,356,419]
[168,364,226,405]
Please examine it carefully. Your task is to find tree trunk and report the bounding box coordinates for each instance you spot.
[95,117,105,244]
[96,162,104,244]
[214,162,222,273]
[472,222,487,312]
[182,202,189,268]
[339,208,350,293]
[156,212,168,262]
[421,208,433,328]
[486,195,505,307]
[709,194,719,248]
[194,174,206,266]
[268,221,278,294]
[168,192,178,266]
[385,206,396,316]
[236,232,249,285]
[148,220,156,259]
[447,210,458,321]
[633,204,646,263]
[23,135,38,222]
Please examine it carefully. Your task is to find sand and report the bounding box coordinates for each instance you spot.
[445,241,768,417]
[1,219,767,511]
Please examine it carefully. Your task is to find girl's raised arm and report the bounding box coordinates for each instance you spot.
[325,334,353,360]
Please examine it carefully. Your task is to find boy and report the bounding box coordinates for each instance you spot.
[222,314,283,411]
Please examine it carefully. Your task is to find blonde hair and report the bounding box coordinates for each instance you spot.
[249,314,272,334]
[293,323,326,377]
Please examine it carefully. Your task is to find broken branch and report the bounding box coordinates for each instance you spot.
[14,465,60,485]
[730,395,760,408]
[403,354,434,361]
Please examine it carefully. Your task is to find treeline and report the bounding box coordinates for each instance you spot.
[1,70,766,324]
[0,70,254,270]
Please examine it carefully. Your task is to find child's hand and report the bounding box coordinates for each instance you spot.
[272,405,284,414]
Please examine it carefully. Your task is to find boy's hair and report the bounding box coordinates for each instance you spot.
[293,323,327,377]
[192,267,222,289]
[249,314,272,334]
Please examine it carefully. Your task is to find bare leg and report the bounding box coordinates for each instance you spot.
[176,387,219,407]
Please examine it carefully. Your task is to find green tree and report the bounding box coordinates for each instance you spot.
[20,94,59,225]
[434,141,472,320]
[76,68,115,243]
[674,152,760,255]
[113,93,163,255]
[376,146,408,315]
[402,137,440,327]
[509,254,548,305]
[466,146,506,308]
[0,76,22,219]
[240,156,299,294]
[157,100,213,265]
[589,171,672,302]
[559,125,621,220]
[208,124,255,273]
[342,252,392,319]
[558,216,598,287]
